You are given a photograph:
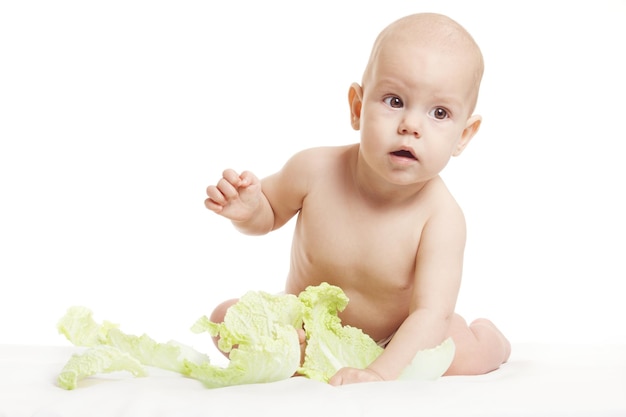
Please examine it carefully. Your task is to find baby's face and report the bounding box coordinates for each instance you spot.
[357,39,480,186]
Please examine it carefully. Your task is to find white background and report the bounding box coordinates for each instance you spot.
[1,1,625,356]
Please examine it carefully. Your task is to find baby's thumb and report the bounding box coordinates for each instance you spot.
[238,171,258,187]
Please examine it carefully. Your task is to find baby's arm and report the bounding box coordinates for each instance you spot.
[330,196,466,385]
[205,169,274,235]
[206,149,314,235]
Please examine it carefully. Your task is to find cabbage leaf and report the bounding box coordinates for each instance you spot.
[398,336,456,380]
[298,283,383,381]
[57,345,146,390]
[186,290,304,387]
[56,306,210,389]
[56,283,454,389]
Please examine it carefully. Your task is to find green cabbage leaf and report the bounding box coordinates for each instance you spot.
[297,283,383,382]
[185,290,304,388]
[56,306,210,389]
[398,336,456,380]
[56,283,454,389]
[57,345,146,390]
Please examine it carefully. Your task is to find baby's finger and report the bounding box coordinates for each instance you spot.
[204,196,223,212]
[238,170,258,187]
[205,185,225,204]
[216,177,240,200]
[222,169,243,187]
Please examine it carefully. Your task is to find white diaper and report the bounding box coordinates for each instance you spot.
[376,332,396,348]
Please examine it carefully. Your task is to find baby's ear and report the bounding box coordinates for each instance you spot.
[453,114,481,156]
[348,83,363,130]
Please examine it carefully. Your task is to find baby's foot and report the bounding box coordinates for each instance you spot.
[471,318,512,364]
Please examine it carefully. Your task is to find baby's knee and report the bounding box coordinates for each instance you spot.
[209,298,239,324]
[209,298,239,357]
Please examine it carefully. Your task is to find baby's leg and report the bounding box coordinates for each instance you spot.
[444,314,511,376]
[209,298,239,357]
[209,298,239,325]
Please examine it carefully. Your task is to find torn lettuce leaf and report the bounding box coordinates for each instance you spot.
[105,329,209,374]
[187,290,304,387]
[57,305,118,347]
[398,337,456,380]
[183,327,300,388]
[56,306,210,389]
[57,291,305,389]
[57,345,146,390]
[57,283,454,389]
[298,283,383,382]
[192,290,304,354]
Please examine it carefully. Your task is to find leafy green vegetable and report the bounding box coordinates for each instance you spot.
[57,291,305,389]
[58,306,209,372]
[298,283,383,382]
[56,306,210,389]
[57,305,117,347]
[187,290,304,387]
[56,283,455,389]
[398,337,456,380]
[57,345,146,390]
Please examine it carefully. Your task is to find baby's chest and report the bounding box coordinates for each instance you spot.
[296,206,422,281]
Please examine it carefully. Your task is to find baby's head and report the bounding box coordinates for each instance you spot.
[361,13,484,116]
[348,13,485,183]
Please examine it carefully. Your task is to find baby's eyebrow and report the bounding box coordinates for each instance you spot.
[428,92,464,109]
[373,77,407,91]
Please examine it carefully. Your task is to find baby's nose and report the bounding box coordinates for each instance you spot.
[398,113,422,138]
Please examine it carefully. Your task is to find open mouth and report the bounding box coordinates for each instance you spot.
[391,149,417,160]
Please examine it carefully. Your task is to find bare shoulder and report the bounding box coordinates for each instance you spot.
[421,176,466,232]
[282,144,355,173]
[261,144,356,228]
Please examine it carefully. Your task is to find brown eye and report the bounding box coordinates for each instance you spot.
[431,107,448,119]
[384,96,403,108]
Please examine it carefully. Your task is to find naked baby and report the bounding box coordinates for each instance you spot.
[205,12,511,385]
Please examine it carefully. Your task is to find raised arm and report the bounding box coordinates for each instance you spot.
[205,149,314,235]
[205,169,274,235]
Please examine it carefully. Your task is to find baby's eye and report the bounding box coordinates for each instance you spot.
[430,107,449,120]
[383,96,403,108]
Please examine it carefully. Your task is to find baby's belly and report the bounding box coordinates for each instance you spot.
[337,290,410,342]
[286,268,411,342]
[286,220,416,340]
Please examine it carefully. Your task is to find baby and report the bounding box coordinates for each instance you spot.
[205,12,511,385]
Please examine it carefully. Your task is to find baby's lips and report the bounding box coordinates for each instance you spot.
[391,148,418,160]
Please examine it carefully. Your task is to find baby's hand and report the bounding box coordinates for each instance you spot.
[328,367,384,386]
[205,169,262,222]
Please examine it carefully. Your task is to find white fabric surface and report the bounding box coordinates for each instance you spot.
[1,343,625,417]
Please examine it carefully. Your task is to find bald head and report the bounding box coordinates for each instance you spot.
[362,13,484,111]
